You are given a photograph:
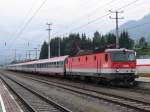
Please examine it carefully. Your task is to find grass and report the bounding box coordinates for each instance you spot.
[138,73,150,77]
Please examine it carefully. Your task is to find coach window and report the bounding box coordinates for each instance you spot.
[60,61,62,67]
[54,62,56,67]
[48,63,50,68]
[56,62,57,67]
[61,61,64,66]
[105,54,108,62]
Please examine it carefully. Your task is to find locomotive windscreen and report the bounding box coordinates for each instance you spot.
[110,51,135,62]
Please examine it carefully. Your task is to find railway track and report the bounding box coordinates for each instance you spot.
[16,74,150,112]
[0,74,72,112]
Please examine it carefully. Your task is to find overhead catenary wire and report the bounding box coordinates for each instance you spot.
[8,0,48,48]
[7,0,39,46]
[10,0,116,46]
[9,0,139,46]
[4,0,141,62]
[66,0,140,34]
[66,0,115,28]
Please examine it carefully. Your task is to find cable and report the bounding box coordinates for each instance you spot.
[65,0,140,34]
[67,0,115,27]
[5,0,140,61]
[9,0,48,48]
[7,0,39,45]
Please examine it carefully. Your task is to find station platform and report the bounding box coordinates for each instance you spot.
[136,77,150,82]
[0,79,22,112]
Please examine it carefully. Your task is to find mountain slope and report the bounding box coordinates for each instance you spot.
[118,13,150,41]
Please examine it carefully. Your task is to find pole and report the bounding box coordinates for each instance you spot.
[25,51,27,61]
[29,50,31,60]
[34,48,38,59]
[109,10,124,48]
[46,23,52,58]
[116,12,119,49]
[14,49,16,61]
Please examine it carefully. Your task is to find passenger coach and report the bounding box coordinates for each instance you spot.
[7,55,68,75]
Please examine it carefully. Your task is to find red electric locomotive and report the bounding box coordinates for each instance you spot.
[66,48,136,85]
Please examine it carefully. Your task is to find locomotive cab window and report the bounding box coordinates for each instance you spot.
[110,51,136,62]
[105,54,108,62]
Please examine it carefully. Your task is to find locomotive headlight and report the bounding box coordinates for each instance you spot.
[116,69,119,72]
[131,69,135,72]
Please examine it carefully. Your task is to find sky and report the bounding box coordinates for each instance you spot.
[0,0,150,64]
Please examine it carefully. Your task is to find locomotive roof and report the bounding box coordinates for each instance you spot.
[8,55,68,66]
[70,48,134,58]
[105,48,134,52]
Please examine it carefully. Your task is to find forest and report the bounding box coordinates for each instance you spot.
[39,31,148,59]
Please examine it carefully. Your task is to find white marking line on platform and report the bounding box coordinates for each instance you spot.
[136,77,150,82]
[2,81,24,112]
[0,95,6,112]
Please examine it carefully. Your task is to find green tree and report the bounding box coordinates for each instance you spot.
[139,37,148,48]
[105,33,116,45]
[119,31,134,49]
[39,31,135,59]
[39,41,48,59]
[93,31,101,48]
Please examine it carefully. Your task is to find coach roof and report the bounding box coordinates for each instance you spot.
[8,55,68,66]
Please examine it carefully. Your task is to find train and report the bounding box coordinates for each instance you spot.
[7,48,137,85]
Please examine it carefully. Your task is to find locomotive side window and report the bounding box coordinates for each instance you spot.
[105,54,108,62]
[78,58,80,62]
[86,56,88,61]
[94,56,96,61]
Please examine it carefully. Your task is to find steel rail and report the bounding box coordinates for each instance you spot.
[0,74,72,112]
[21,75,150,112]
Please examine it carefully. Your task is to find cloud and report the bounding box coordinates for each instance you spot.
[0,0,150,64]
